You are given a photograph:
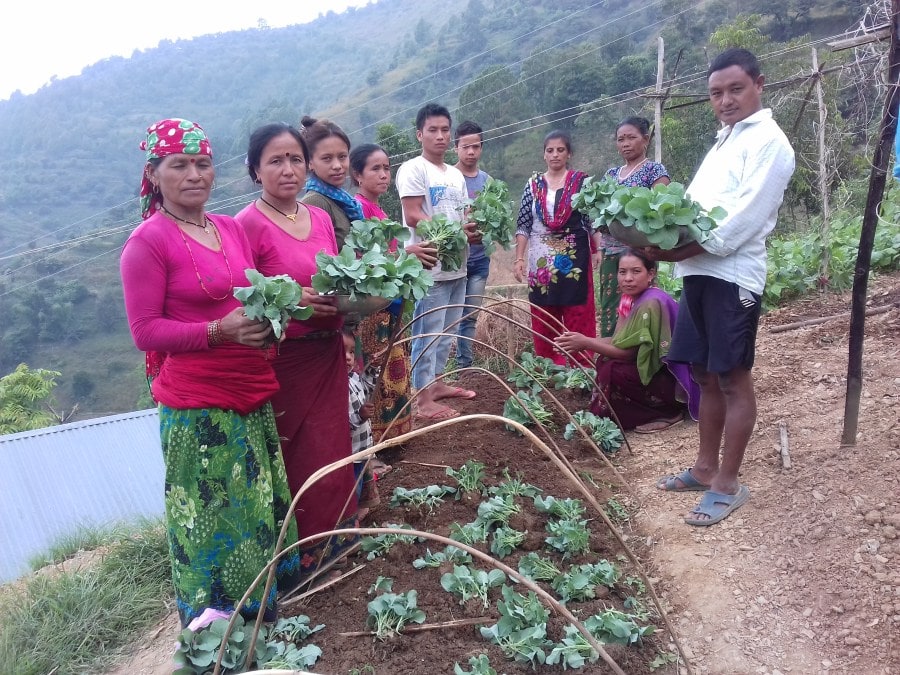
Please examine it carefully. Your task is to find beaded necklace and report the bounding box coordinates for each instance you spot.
[174,217,234,301]
[259,197,299,222]
[161,205,211,233]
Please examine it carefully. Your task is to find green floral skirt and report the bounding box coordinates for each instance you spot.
[160,404,301,626]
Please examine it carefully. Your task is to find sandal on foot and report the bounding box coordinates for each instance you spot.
[684,486,750,527]
[413,406,460,424]
[656,468,709,492]
[434,386,477,401]
[634,415,684,434]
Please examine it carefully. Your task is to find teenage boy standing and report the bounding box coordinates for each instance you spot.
[453,121,492,370]
[397,103,480,422]
[650,48,795,526]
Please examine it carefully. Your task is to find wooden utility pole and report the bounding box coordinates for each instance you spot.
[840,0,900,445]
[813,48,832,282]
[654,37,664,162]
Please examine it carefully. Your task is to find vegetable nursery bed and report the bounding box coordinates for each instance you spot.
[285,371,668,674]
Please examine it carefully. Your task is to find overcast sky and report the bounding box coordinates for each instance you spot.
[0,0,375,100]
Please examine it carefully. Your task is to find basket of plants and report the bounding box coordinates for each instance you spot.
[311,217,434,322]
[572,176,726,250]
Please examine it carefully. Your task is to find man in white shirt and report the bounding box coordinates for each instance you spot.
[397,103,480,423]
[650,49,795,526]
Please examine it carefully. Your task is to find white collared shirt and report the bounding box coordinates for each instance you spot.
[675,108,795,294]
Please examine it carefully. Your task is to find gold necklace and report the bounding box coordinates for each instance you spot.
[161,205,210,233]
[175,219,234,301]
[259,197,299,222]
[618,158,649,182]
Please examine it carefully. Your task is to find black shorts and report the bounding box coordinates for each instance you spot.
[668,275,761,373]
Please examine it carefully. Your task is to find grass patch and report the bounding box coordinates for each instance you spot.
[0,521,172,675]
[27,522,137,571]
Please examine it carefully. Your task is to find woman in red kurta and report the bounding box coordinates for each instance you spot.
[236,123,359,581]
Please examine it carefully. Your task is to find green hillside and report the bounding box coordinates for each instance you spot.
[0,0,865,418]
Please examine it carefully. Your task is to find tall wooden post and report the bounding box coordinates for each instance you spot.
[813,48,832,282]
[654,37,664,163]
[840,0,900,445]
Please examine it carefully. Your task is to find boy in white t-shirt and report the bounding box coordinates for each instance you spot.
[396,103,481,423]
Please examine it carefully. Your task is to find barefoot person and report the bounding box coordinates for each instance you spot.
[647,49,794,526]
[554,249,699,432]
[397,103,481,423]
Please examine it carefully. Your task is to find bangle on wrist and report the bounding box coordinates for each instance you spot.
[207,319,224,346]
[515,257,525,262]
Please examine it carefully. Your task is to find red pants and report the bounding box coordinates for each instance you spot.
[530,281,596,367]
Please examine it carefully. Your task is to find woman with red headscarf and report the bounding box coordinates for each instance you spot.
[120,119,301,627]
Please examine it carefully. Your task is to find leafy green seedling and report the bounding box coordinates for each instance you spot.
[546,624,600,669]
[487,470,542,499]
[449,520,490,546]
[368,576,394,595]
[412,546,473,569]
[490,526,526,558]
[269,615,324,642]
[359,524,423,560]
[311,245,433,301]
[517,552,562,583]
[477,494,520,528]
[446,460,486,496]
[551,560,620,603]
[389,484,457,512]
[503,390,554,431]
[233,269,314,339]
[367,590,426,640]
[563,410,624,453]
[533,495,585,521]
[583,609,655,645]
[440,565,506,608]
[345,217,410,253]
[545,518,591,558]
[470,177,515,256]
[550,366,596,392]
[416,214,467,272]
[506,351,564,389]
[454,653,499,675]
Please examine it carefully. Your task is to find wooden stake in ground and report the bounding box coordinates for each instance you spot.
[840,0,900,446]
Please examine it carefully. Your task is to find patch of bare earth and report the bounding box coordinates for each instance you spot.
[104,272,900,674]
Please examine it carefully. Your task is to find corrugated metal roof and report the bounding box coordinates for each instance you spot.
[0,408,164,582]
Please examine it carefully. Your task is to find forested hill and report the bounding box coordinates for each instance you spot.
[0,0,859,418]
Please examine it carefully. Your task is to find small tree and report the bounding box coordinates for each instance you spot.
[0,364,60,434]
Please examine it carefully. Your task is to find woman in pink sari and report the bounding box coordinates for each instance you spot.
[236,122,358,581]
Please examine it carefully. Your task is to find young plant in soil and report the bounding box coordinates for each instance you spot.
[449,519,490,546]
[563,410,625,453]
[490,525,526,558]
[550,366,597,392]
[366,589,427,640]
[551,560,621,603]
[545,517,592,559]
[454,653,499,675]
[507,351,564,389]
[476,494,521,528]
[359,524,423,560]
[479,585,551,667]
[517,552,562,583]
[546,624,600,669]
[440,565,506,608]
[533,495,586,521]
[412,546,472,569]
[173,613,323,674]
[502,390,554,430]
[446,459,487,496]
[487,470,542,499]
[389,484,457,513]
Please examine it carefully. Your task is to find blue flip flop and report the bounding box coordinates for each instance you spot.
[656,468,709,492]
[685,485,750,527]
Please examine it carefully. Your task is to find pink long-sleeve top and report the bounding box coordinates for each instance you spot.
[120,212,254,353]
[235,201,342,338]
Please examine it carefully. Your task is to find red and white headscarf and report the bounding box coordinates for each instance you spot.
[139,118,212,219]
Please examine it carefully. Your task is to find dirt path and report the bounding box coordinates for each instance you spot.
[105,274,900,674]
